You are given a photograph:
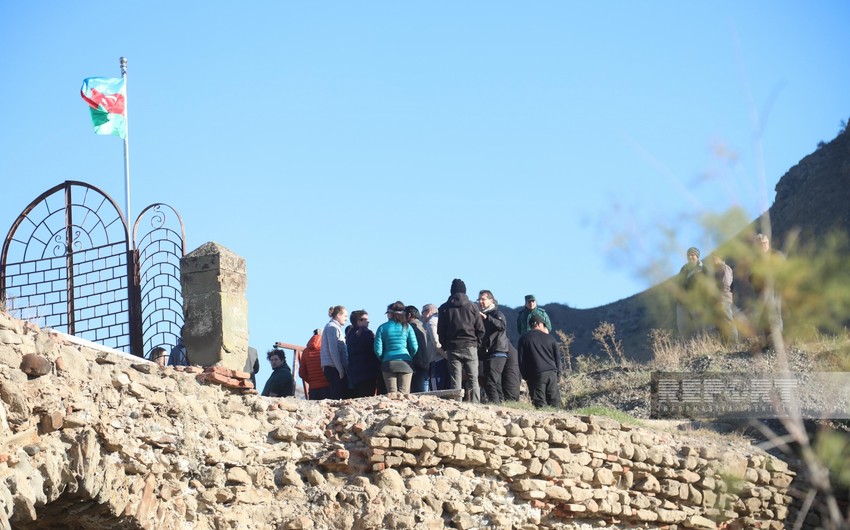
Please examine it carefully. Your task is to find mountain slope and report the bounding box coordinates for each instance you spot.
[508,126,850,361]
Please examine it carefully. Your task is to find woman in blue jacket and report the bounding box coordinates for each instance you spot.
[374,301,418,394]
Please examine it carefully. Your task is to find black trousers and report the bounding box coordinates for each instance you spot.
[529,370,560,409]
[484,356,507,404]
[501,357,521,401]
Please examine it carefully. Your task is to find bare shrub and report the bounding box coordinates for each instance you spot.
[592,321,625,366]
[648,328,681,370]
[555,330,574,373]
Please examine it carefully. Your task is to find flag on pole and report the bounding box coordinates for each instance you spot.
[81,77,127,139]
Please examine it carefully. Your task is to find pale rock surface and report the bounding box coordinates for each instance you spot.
[0,311,798,529]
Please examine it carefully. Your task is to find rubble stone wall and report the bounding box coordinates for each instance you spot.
[0,311,798,529]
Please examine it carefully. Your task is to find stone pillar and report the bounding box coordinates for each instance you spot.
[180,242,248,370]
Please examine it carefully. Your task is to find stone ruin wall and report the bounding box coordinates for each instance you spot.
[0,310,802,530]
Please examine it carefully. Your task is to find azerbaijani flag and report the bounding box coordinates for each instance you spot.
[81,77,127,139]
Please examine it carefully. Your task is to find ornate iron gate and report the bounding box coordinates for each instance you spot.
[134,203,185,356]
[0,181,185,358]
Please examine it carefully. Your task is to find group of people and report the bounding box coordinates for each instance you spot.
[676,233,785,349]
[288,279,564,409]
[147,234,787,407]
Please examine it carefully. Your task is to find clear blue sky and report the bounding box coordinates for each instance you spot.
[2,2,848,391]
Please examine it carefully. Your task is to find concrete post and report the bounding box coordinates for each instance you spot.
[180,242,248,370]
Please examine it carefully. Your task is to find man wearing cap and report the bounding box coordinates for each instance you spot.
[437,279,485,402]
[518,315,561,408]
[676,247,709,339]
[517,294,552,337]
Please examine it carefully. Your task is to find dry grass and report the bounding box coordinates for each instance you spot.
[648,328,728,371]
[664,421,752,446]
[788,329,850,370]
[569,406,643,426]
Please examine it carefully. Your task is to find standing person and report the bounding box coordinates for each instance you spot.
[262,349,295,398]
[168,326,189,366]
[516,295,552,337]
[406,306,433,393]
[374,301,418,394]
[321,305,349,399]
[676,247,708,340]
[422,303,449,391]
[708,254,738,346]
[437,279,485,403]
[477,290,509,404]
[347,310,382,397]
[299,329,330,400]
[518,315,561,409]
[751,233,785,348]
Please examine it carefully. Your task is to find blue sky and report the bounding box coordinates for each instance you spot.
[1,2,848,390]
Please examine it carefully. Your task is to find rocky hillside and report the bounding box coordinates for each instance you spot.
[0,310,801,530]
[509,126,850,361]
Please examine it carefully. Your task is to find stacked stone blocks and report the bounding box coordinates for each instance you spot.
[0,310,802,530]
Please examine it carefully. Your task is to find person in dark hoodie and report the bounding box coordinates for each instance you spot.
[437,279,485,403]
[346,310,382,397]
[518,314,561,408]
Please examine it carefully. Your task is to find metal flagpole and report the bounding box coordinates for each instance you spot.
[120,56,133,250]
[120,56,143,358]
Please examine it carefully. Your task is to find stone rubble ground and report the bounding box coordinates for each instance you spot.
[0,311,804,529]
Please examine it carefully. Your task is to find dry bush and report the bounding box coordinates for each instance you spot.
[648,328,681,370]
[592,321,625,366]
[555,330,574,373]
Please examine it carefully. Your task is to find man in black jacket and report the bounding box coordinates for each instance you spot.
[517,315,561,408]
[437,279,485,402]
[477,289,509,404]
[262,349,295,397]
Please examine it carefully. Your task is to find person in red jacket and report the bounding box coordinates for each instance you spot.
[299,329,330,400]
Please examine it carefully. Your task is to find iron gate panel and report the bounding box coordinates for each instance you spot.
[71,241,131,349]
[2,254,68,329]
[1,181,186,358]
[134,203,186,356]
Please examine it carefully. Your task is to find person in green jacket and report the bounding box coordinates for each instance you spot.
[262,349,294,397]
[516,294,552,336]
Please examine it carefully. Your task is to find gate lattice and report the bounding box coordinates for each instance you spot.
[0,181,185,358]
